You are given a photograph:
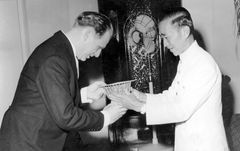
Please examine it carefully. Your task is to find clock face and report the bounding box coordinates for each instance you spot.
[126,14,157,55]
[135,15,156,36]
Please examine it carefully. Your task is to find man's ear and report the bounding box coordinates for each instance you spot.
[181,26,190,38]
[82,27,94,41]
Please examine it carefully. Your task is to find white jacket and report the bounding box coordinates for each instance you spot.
[146,41,229,151]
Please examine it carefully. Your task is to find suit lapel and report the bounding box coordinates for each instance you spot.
[53,31,81,106]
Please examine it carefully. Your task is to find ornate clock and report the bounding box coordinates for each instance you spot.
[124,13,161,93]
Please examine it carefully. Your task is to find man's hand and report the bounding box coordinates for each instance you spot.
[103,102,127,125]
[107,88,146,112]
[131,88,147,103]
[87,81,106,102]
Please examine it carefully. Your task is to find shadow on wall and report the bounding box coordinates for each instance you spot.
[193,29,207,51]
[221,75,234,128]
[221,75,239,151]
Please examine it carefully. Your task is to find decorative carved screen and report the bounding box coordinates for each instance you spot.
[123,10,161,93]
[99,0,180,93]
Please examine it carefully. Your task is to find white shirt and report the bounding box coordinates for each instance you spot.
[145,41,229,151]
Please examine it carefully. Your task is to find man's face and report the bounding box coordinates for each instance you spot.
[78,28,113,61]
[159,18,185,56]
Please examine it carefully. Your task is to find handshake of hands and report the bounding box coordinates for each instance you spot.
[86,81,147,125]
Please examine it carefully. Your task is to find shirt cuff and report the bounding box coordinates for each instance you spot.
[146,93,151,101]
[80,87,93,103]
[140,93,150,114]
[101,110,110,127]
[141,104,146,114]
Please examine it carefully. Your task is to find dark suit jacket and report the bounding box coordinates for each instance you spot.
[0,31,104,151]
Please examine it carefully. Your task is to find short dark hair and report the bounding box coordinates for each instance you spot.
[74,11,112,36]
[161,7,194,34]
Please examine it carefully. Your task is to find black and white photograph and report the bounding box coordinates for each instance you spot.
[0,0,239,151]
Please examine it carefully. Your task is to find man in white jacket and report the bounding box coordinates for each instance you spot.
[109,6,229,151]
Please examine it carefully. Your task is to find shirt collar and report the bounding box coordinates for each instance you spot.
[62,31,78,60]
[63,31,79,77]
[179,40,198,61]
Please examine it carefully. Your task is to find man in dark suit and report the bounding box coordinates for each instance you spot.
[0,11,126,151]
